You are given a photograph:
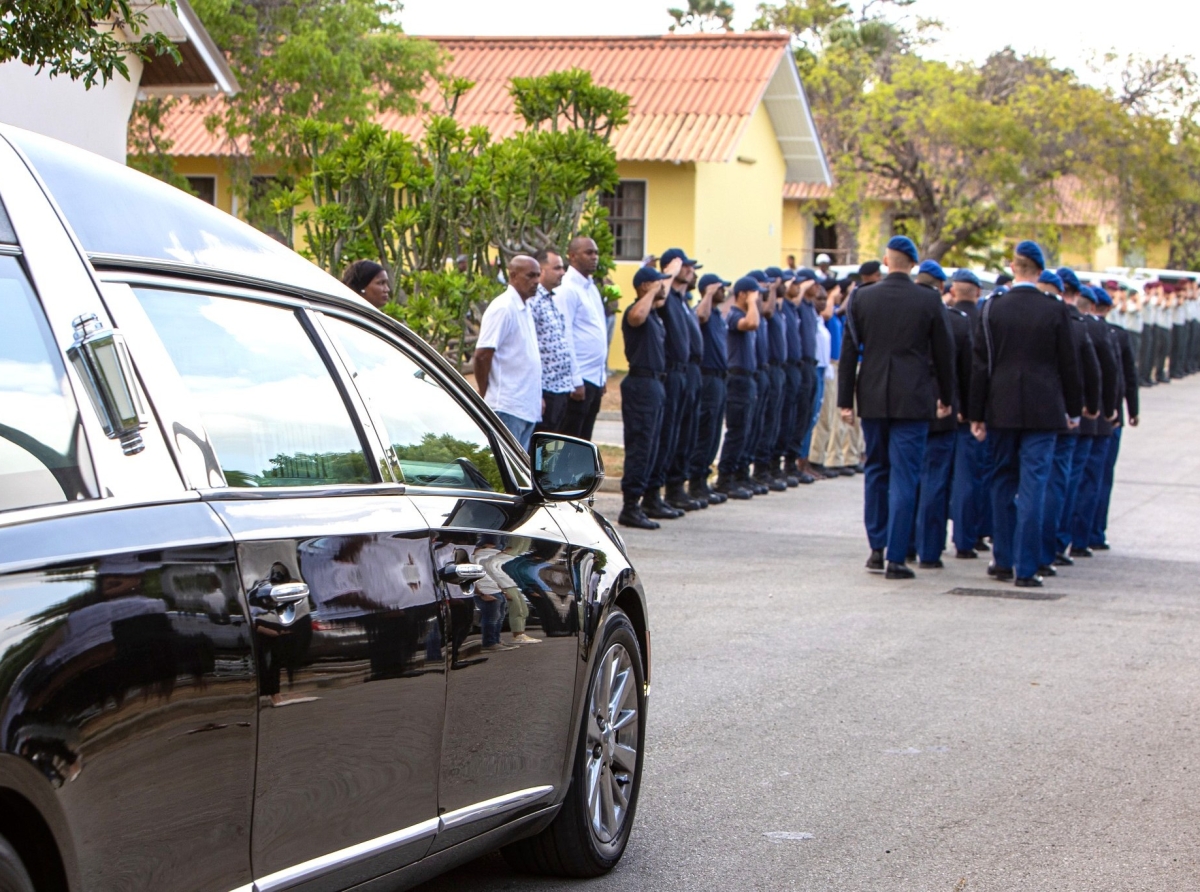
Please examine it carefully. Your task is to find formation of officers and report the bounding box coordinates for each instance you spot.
[618,249,852,530]
[838,235,1138,586]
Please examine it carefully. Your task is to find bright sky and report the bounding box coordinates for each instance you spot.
[401,0,1199,84]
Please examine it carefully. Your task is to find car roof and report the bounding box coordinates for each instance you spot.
[0,124,370,308]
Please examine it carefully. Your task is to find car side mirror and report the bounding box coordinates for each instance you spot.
[529,433,603,502]
[67,313,148,455]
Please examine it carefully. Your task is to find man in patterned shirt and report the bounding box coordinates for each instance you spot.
[531,248,583,433]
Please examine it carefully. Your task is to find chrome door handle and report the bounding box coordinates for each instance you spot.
[253,582,310,609]
[439,563,485,585]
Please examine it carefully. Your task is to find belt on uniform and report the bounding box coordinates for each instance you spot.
[701,368,727,378]
[627,367,666,381]
[728,367,752,377]
[666,361,687,372]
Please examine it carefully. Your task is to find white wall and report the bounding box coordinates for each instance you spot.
[0,55,143,163]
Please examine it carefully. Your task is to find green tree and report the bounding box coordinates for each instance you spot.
[0,0,179,88]
[668,0,736,32]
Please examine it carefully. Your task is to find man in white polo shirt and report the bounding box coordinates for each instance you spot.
[473,255,543,450]
[555,236,608,440]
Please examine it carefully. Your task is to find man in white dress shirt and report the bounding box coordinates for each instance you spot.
[555,236,609,440]
[473,256,543,450]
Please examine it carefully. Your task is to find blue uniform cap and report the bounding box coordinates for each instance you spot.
[697,272,731,291]
[746,269,769,283]
[764,266,785,279]
[1056,267,1081,293]
[779,269,795,281]
[733,275,765,296]
[660,247,702,269]
[1015,240,1045,270]
[950,268,982,287]
[632,266,671,289]
[886,235,919,263]
[1038,270,1064,292]
[792,268,817,283]
[918,259,947,281]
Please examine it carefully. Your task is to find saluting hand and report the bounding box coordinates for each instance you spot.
[664,257,684,279]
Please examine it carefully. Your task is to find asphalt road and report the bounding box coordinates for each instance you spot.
[414,377,1200,891]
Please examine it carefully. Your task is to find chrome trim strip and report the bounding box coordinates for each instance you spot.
[252,817,439,892]
[0,244,20,256]
[438,786,555,832]
[0,491,200,530]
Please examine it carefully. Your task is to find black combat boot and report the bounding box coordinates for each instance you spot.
[757,462,787,492]
[665,480,705,511]
[618,495,659,529]
[714,473,753,499]
[690,476,726,505]
[642,487,684,519]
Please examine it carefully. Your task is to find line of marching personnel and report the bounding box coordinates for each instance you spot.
[1105,277,1200,387]
[618,248,861,529]
[840,235,1139,586]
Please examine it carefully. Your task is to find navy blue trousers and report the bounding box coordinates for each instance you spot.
[688,372,727,482]
[1058,435,1094,555]
[990,429,1057,580]
[785,362,817,460]
[667,362,702,487]
[648,367,686,490]
[861,418,929,564]
[1093,426,1122,546]
[718,374,759,477]
[1040,433,1077,568]
[773,363,803,461]
[1072,434,1111,549]
[950,422,986,552]
[916,429,956,564]
[619,375,665,498]
[755,365,786,465]
[743,369,771,473]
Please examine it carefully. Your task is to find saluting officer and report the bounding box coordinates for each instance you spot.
[753,267,790,492]
[914,260,971,569]
[969,241,1082,587]
[644,248,701,520]
[686,273,732,506]
[773,270,804,487]
[664,262,708,513]
[838,235,955,580]
[1046,267,1101,572]
[1068,285,1119,558]
[715,276,764,497]
[742,269,773,495]
[618,263,677,530]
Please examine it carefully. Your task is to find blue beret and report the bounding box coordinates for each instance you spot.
[1015,240,1045,270]
[886,235,919,262]
[1093,286,1113,307]
[918,259,947,281]
[950,268,982,287]
[1078,284,1099,303]
[697,273,730,291]
[764,266,785,279]
[747,269,769,283]
[632,266,670,289]
[733,275,765,295]
[1055,267,1081,293]
[659,247,701,269]
[1038,270,1064,292]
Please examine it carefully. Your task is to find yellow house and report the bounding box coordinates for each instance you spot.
[157,33,831,367]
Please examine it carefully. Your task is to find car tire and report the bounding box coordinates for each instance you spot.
[502,608,645,878]
[0,836,35,892]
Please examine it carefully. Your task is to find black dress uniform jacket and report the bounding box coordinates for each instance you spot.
[1080,312,1118,436]
[1108,323,1140,424]
[838,272,955,420]
[969,284,1082,430]
[1066,303,1101,435]
[930,303,972,434]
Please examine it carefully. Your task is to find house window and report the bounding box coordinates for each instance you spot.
[598,181,646,262]
[185,176,216,206]
[812,211,838,263]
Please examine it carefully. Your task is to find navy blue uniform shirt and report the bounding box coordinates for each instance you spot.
[657,288,692,365]
[684,295,704,362]
[726,306,757,372]
[622,301,666,372]
[779,299,803,360]
[755,308,770,367]
[701,308,728,372]
[798,299,819,360]
[767,307,788,363]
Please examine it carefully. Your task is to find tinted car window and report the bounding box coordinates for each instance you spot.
[0,255,96,510]
[323,316,503,492]
[136,289,372,487]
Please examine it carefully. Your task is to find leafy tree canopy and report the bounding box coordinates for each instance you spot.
[1,0,179,88]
